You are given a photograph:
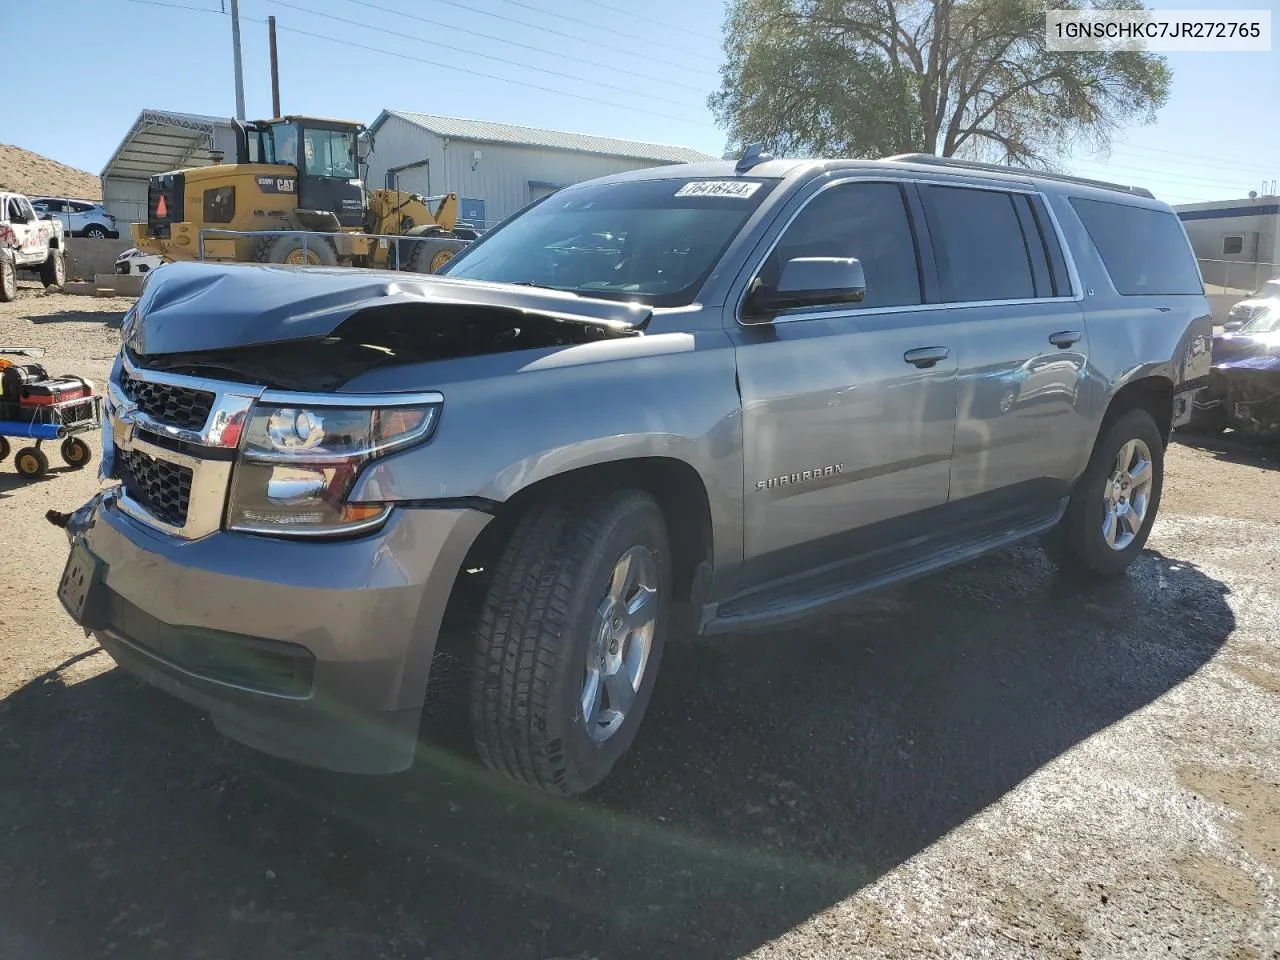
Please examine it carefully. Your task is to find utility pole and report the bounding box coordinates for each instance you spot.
[230,0,246,121]
[268,16,281,118]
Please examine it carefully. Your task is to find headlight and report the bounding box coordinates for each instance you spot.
[227,396,440,537]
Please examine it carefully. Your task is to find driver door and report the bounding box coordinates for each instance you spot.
[730,179,959,593]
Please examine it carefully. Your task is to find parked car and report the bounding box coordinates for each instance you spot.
[1,192,66,300]
[1224,278,1280,330]
[114,248,163,276]
[56,153,1211,796]
[1188,302,1280,436]
[31,197,119,239]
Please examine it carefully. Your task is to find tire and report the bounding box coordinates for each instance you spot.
[470,488,671,797]
[14,446,49,480]
[0,436,9,461]
[1046,408,1164,579]
[40,250,65,289]
[61,436,92,470]
[82,224,110,240]
[254,233,338,267]
[405,237,463,275]
[0,253,16,302]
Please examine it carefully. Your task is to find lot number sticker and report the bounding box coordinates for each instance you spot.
[675,181,762,199]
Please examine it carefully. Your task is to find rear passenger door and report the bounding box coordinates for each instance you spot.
[917,183,1088,510]
[732,178,958,592]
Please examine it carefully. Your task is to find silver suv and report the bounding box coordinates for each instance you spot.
[58,153,1211,796]
[31,197,119,239]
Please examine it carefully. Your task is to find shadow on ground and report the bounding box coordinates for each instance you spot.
[24,308,127,327]
[0,544,1233,959]
[1174,429,1280,470]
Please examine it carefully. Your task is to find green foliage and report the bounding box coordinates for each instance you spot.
[710,0,1171,165]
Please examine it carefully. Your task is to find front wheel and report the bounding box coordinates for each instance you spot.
[61,436,92,469]
[470,489,671,796]
[255,233,338,267]
[1046,408,1164,578]
[83,225,110,240]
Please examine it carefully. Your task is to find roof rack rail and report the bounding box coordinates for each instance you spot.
[885,153,1155,199]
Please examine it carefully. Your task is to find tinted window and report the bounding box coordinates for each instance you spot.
[303,128,357,179]
[1223,235,1244,255]
[761,182,921,309]
[922,186,1035,302]
[71,201,95,213]
[1069,197,1202,295]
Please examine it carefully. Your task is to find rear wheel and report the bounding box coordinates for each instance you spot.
[40,250,65,289]
[1046,408,1164,578]
[0,254,15,302]
[255,233,338,267]
[83,224,110,240]
[470,489,671,796]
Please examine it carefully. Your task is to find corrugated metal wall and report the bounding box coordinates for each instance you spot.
[365,115,663,228]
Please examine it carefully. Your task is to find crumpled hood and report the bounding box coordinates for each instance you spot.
[122,261,652,356]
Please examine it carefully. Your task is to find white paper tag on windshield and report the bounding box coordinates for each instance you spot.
[675,181,762,199]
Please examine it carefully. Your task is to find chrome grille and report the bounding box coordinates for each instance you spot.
[120,373,215,431]
[116,448,193,527]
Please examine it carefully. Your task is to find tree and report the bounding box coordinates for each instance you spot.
[709,0,1171,166]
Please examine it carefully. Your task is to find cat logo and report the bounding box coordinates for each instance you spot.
[256,176,296,194]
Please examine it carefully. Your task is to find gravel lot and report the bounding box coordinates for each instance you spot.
[0,285,1277,960]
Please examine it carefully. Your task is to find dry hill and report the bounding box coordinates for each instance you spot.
[0,144,101,200]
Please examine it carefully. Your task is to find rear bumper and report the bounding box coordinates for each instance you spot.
[77,493,490,773]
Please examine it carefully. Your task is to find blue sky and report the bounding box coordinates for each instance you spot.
[3,0,1277,205]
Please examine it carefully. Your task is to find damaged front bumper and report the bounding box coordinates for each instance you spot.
[57,488,490,774]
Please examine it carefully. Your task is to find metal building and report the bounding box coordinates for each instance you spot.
[1175,194,1280,292]
[364,110,716,230]
[100,109,238,226]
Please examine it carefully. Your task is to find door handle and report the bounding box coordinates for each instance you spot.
[903,346,950,369]
[1049,330,1082,349]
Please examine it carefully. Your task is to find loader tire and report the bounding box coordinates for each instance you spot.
[405,237,463,275]
[255,233,338,267]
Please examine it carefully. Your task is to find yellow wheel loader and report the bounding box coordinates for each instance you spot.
[130,115,475,274]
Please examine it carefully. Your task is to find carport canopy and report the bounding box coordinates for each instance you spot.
[100,109,227,183]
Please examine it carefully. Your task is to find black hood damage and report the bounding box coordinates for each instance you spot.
[124,262,652,390]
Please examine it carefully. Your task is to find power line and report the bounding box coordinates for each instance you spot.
[116,0,717,130]
[265,0,707,112]
[1074,159,1269,190]
[312,0,711,101]
[496,0,711,54]
[338,0,708,93]
[1104,142,1279,176]
[271,20,717,128]
[577,0,722,42]
[418,0,718,78]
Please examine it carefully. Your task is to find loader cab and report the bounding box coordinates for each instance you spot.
[245,116,366,229]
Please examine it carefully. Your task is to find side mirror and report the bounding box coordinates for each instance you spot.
[747,257,866,319]
[1223,320,1244,332]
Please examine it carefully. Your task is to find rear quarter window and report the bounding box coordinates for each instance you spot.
[1068,197,1202,296]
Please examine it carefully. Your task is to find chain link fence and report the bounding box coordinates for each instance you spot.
[1197,259,1280,296]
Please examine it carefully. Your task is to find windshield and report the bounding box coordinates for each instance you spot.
[439,177,777,306]
[1241,303,1280,334]
[1251,279,1280,300]
[263,122,299,166]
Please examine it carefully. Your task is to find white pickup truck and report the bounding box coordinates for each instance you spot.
[1,191,66,301]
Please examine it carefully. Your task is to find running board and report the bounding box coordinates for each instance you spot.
[702,501,1066,635]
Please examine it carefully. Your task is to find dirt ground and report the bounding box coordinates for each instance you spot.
[0,144,102,201]
[0,285,1277,960]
